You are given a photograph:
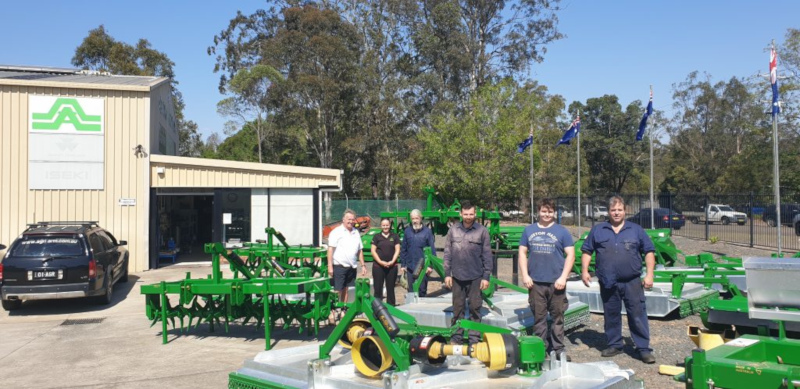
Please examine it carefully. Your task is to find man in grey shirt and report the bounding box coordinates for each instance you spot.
[444,201,493,345]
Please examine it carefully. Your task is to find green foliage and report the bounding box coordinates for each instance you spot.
[72,25,202,157]
[567,95,648,194]
[417,79,564,208]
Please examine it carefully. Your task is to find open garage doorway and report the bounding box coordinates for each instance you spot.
[153,190,214,267]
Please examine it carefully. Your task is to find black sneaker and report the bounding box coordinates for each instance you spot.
[640,351,656,364]
[601,347,623,357]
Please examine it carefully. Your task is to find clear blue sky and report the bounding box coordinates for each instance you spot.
[2,1,798,140]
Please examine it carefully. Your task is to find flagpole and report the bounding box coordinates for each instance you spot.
[576,110,581,237]
[530,123,535,224]
[771,40,782,255]
[649,86,655,230]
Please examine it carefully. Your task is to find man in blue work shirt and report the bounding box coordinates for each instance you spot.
[400,209,436,297]
[580,196,656,364]
[444,201,493,345]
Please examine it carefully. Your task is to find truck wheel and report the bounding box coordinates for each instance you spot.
[796,222,800,236]
[2,299,22,311]
[721,217,730,225]
[690,217,699,224]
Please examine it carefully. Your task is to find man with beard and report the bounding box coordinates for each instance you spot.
[400,209,436,297]
[444,201,493,345]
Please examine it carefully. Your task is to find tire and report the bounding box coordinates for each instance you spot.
[690,217,699,224]
[120,259,129,283]
[796,223,800,236]
[2,299,22,311]
[721,217,730,225]
[767,218,777,227]
[673,226,682,230]
[96,273,113,305]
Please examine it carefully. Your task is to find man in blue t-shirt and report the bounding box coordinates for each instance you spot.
[580,195,656,364]
[518,198,575,361]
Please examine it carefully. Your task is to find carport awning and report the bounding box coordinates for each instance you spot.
[149,155,341,190]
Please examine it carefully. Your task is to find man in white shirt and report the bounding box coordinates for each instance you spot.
[327,209,367,321]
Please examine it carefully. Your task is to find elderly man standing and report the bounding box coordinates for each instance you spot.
[400,209,436,297]
[327,209,367,321]
[580,196,656,364]
[444,201,493,345]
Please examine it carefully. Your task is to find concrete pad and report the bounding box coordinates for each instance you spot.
[0,263,320,388]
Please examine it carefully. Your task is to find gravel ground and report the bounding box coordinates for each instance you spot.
[380,227,782,389]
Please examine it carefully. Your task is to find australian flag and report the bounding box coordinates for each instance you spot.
[557,115,580,146]
[770,45,780,117]
[517,134,533,153]
[636,91,653,141]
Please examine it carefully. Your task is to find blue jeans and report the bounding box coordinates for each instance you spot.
[600,277,651,352]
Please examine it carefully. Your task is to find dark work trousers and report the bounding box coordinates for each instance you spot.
[600,277,652,352]
[372,264,398,306]
[529,282,568,353]
[450,277,483,345]
[406,269,429,297]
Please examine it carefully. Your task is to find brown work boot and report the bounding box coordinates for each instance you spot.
[601,347,623,357]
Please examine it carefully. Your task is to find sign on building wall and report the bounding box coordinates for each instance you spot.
[28,96,105,190]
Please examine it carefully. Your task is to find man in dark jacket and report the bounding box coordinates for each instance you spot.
[400,209,436,297]
[444,201,493,345]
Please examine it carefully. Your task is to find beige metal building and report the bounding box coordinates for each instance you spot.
[0,66,341,272]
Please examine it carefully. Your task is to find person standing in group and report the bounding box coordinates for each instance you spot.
[518,198,575,361]
[400,209,436,297]
[580,196,657,364]
[443,201,493,345]
[371,218,401,306]
[327,209,367,321]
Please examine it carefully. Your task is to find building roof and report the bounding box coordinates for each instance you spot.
[0,65,169,91]
[150,154,343,190]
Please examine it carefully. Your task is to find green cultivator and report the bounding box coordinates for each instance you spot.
[141,229,334,350]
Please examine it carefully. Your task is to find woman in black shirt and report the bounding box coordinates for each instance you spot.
[370,218,401,305]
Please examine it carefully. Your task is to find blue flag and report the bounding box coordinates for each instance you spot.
[636,95,653,141]
[517,135,533,153]
[770,46,780,117]
[557,115,580,146]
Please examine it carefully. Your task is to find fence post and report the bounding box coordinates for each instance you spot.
[704,194,709,241]
[591,196,595,227]
[749,191,754,248]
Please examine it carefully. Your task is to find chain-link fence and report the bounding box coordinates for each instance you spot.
[322,198,428,226]
[548,192,800,252]
[323,192,800,251]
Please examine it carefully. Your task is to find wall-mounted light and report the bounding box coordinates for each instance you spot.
[156,167,165,175]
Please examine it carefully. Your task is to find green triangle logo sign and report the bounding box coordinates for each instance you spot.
[30,97,104,133]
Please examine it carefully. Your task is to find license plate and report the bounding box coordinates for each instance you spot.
[672,217,679,220]
[33,270,57,280]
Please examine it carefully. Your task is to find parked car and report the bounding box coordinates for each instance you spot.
[584,205,608,221]
[502,209,525,218]
[556,205,573,219]
[683,204,748,225]
[627,208,685,230]
[1,221,128,311]
[762,204,800,227]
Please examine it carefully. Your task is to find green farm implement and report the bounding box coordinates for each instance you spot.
[141,229,334,350]
[229,278,640,389]
[680,257,800,388]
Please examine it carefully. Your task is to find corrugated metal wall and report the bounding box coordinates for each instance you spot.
[0,85,151,272]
